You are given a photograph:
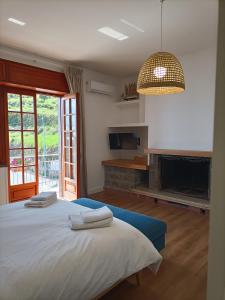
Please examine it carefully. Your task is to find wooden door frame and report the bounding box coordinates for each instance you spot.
[76,93,81,198]
[1,85,81,201]
[4,87,39,201]
[61,93,80,199]
[0,87,7,166]
[0,59,71,202]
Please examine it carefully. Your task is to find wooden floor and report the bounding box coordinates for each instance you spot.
[90,189,209,300]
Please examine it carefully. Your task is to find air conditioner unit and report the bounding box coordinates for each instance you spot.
[87,80,114,96]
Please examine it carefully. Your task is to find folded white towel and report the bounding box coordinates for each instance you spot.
[24,198,56,208]
[31,192,57,202]
[80,206,113,223]
[69,214,113,230]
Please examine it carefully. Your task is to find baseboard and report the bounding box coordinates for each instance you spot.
[88,186,104,195]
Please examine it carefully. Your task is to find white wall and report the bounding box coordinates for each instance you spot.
[145,47,217,151]
[83,69,120,194]
[118,75,140,123]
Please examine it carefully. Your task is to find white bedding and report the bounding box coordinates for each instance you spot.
[0,200,162,300]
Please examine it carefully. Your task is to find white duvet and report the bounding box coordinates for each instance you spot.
[0,200,162,300]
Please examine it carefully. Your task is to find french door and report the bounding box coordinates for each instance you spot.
[61,94,80,200]
[6,88,38,202]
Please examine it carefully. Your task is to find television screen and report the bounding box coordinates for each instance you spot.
[109,133,138,150]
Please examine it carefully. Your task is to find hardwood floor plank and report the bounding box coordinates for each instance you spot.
[89,189,209,300]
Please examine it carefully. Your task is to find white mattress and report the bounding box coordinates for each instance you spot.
[0,200,162,300]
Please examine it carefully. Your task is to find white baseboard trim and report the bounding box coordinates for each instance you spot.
[88,186,104,195]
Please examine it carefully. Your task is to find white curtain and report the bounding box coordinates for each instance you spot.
[0,167,9,205]
[64,65,87,197]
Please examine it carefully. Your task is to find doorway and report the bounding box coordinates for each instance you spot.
[36,94,60,194]
[6,89,79,202]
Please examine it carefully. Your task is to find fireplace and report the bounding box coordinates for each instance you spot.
[159,155,210,199]
[134,149,212,210]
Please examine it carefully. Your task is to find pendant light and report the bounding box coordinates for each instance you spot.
[137,0,185,95]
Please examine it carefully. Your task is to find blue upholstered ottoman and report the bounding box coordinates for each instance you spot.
[73,198,167,252]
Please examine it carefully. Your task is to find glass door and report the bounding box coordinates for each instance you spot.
[61,94,79,200]
[6,88,38,202]
[36,94,60,193]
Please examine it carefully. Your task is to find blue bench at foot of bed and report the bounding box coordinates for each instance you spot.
[73,198,167,252]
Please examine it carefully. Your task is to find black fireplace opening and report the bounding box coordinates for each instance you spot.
[160,155,210,199]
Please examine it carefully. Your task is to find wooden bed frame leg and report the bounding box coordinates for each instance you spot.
[135,272,141,286]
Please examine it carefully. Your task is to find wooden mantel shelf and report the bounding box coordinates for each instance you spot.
[144,148,213,158]
[102,159,149,171]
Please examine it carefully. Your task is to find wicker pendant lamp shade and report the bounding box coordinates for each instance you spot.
[137,51,185,95]
[137,0,185,96]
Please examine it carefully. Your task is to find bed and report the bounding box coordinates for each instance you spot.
[74,198,167,252]
[0,199,162,300]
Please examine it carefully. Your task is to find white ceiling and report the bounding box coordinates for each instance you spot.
[0,0,218,76]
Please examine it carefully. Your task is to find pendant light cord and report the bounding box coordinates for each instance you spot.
[160,0,165,51]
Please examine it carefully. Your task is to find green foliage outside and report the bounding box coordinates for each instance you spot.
[36,94,59,154]
[8,94,59,154]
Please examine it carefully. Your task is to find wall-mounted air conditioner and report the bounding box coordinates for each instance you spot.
[87,80,114,96]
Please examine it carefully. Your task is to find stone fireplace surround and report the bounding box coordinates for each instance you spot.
[133,149,212,211]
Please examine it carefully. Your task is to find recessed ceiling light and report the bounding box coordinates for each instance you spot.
[98,27,128,41]
[8,18,26,26]
[120,19,144,33]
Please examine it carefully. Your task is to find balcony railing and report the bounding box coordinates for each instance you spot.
[10,153,59,192]
[38,153,59,192]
